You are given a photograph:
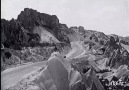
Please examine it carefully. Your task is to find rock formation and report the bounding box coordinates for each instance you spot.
[1,8,129,90]
[1,8,70,50]
[104,36,129,69]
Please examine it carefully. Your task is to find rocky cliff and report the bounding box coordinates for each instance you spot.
[1,8,71,50]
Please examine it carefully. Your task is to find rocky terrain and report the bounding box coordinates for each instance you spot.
[1,8,129,90]
[1,8,72,71]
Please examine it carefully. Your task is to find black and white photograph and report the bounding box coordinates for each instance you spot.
[1,0,129,90]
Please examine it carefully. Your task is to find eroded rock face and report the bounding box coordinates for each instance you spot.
[17,8,70,44]
[105,36,129,69]
[17,8,59,31]
[1,8,70,50]
[1,18,40,50]
[1,47,54,71]
[71,60,105,90]
[109,36,117,47]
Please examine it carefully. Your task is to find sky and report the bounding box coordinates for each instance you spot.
[1,0,129,37]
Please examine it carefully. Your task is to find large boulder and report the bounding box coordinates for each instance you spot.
[71,59,105,90]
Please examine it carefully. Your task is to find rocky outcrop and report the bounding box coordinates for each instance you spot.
[120,36,129,45]
[1,7,72,71]
[17,8,59,30]
[1,47,54,71]
[1,8,70,50]
[109,34,129,45]
[17,8,70,44]
[71,59,105,90]
[7,55,105,90]
[105,36,129,69]
[69,26,129,69]
[1,19,40,50]
[52,24,70,43]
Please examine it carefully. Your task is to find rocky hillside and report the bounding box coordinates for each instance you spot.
[1,8,72,50]
[1,8,129,90]
[1,8,75,72]
[104,36,129,69]
[70,26,129,69]
[1,46,55,71]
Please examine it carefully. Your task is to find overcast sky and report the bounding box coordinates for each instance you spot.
[1,0,129,36]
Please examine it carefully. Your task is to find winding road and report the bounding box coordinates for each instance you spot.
[1,41,84,90]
